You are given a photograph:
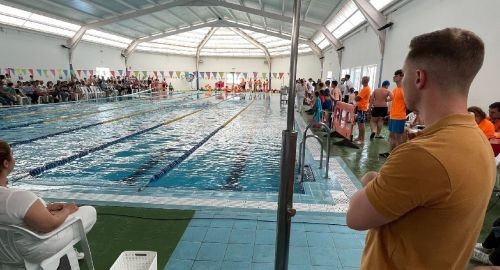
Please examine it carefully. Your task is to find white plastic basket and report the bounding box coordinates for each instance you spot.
[109,251,157,270]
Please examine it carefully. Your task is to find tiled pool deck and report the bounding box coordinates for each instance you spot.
[36,109,366,269]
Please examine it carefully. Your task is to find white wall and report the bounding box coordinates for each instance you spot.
[322,0,499,110]
[0,25,321,91]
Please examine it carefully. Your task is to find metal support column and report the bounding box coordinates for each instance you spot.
[275,0,300,269]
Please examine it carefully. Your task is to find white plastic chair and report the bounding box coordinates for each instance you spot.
[0,217,94,270]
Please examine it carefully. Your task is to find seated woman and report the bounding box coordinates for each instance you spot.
[468,106,496,139]
[0,140,96,264]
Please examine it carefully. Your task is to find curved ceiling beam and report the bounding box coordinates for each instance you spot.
[196,27,217,71]
[123,19,315,58]
[229,27,270,63]
[122,20,222,57]
[67,0,197,49]
[306,40,323,59]
[351,0,389,54]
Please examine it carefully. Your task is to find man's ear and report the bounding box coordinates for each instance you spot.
[415,69,427,89]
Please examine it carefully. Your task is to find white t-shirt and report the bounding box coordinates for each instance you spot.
[296,84,306,97]
[0,187,38,226]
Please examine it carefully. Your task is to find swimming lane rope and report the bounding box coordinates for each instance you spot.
[10,94,213,147]
[16,98,232,182]
[138,99,255,192]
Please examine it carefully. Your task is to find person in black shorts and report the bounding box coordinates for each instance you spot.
[369,80,392,139]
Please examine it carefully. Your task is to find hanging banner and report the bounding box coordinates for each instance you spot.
[160,71,165,78]
[207,72,211,79]
[279,72,284,79]
[50,69,56,77]
[118,70,123,76]
[175,71,181,78]
[36,69,42,76]
[200,72,205,78]
[133,71,139,78]
[43,69,48,77]
[168,71,174,78]
[272,73,277,79]
[212,72,217,78]
[63,69,68,78]
[153,71,158,78]
[218,72,224,78]
[262,72,267,78]
[243,72,247,79]
[110,70,115,77]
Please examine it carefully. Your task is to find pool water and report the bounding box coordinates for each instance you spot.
[2,92,300,194]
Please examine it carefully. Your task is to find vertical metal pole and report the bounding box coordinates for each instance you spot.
[377,35,386,87]
[275,0,301,269]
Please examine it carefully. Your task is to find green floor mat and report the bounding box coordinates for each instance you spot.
[80,206,194,270]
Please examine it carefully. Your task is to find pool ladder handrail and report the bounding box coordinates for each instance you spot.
[298,122,332,181]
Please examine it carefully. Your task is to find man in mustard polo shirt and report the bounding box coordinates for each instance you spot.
[354,76,371,144]
[346,28,496,269]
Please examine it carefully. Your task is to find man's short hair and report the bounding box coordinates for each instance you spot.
[345,74,350,79]
[489,102,500,111]
[406,28,484,92]
[394,69,404,76]
[332,80,338,86]
[382,80,391,87]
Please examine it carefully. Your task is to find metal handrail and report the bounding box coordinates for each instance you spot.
[298,134,324,182]
[299,122,332,179]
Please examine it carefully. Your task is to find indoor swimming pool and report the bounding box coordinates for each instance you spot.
[1,92,295,194]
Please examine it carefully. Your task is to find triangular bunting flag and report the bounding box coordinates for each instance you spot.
[77,70,82,77]
[153,71,158,77]
[36,69,42,76]
[272,73,277,79]
[118,70,123,76]
[175,71,181,78]
[219,72,224,78]
[236,72,241,78]
[184,72,189,78]
[169,71,174,78]
[43,69,48,77]
[57,69,62,77]
[212,72,217,78]
[89,70,93,77]
[63,69,68,77]
[15,69,21,75]
[110,70,115,77]
[243,72,247,79]
[160,71,164,78]
[21,69,27,75]
[200,72,205,78]
[206,72,211,79]
[142,71,148,78]
[134,71,139,78]
[83,70,88,77]
[28,69,34,76]
[50,69,56,77]
[262,73,267,78]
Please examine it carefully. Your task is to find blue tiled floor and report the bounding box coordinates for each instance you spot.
[165,210,366,270]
